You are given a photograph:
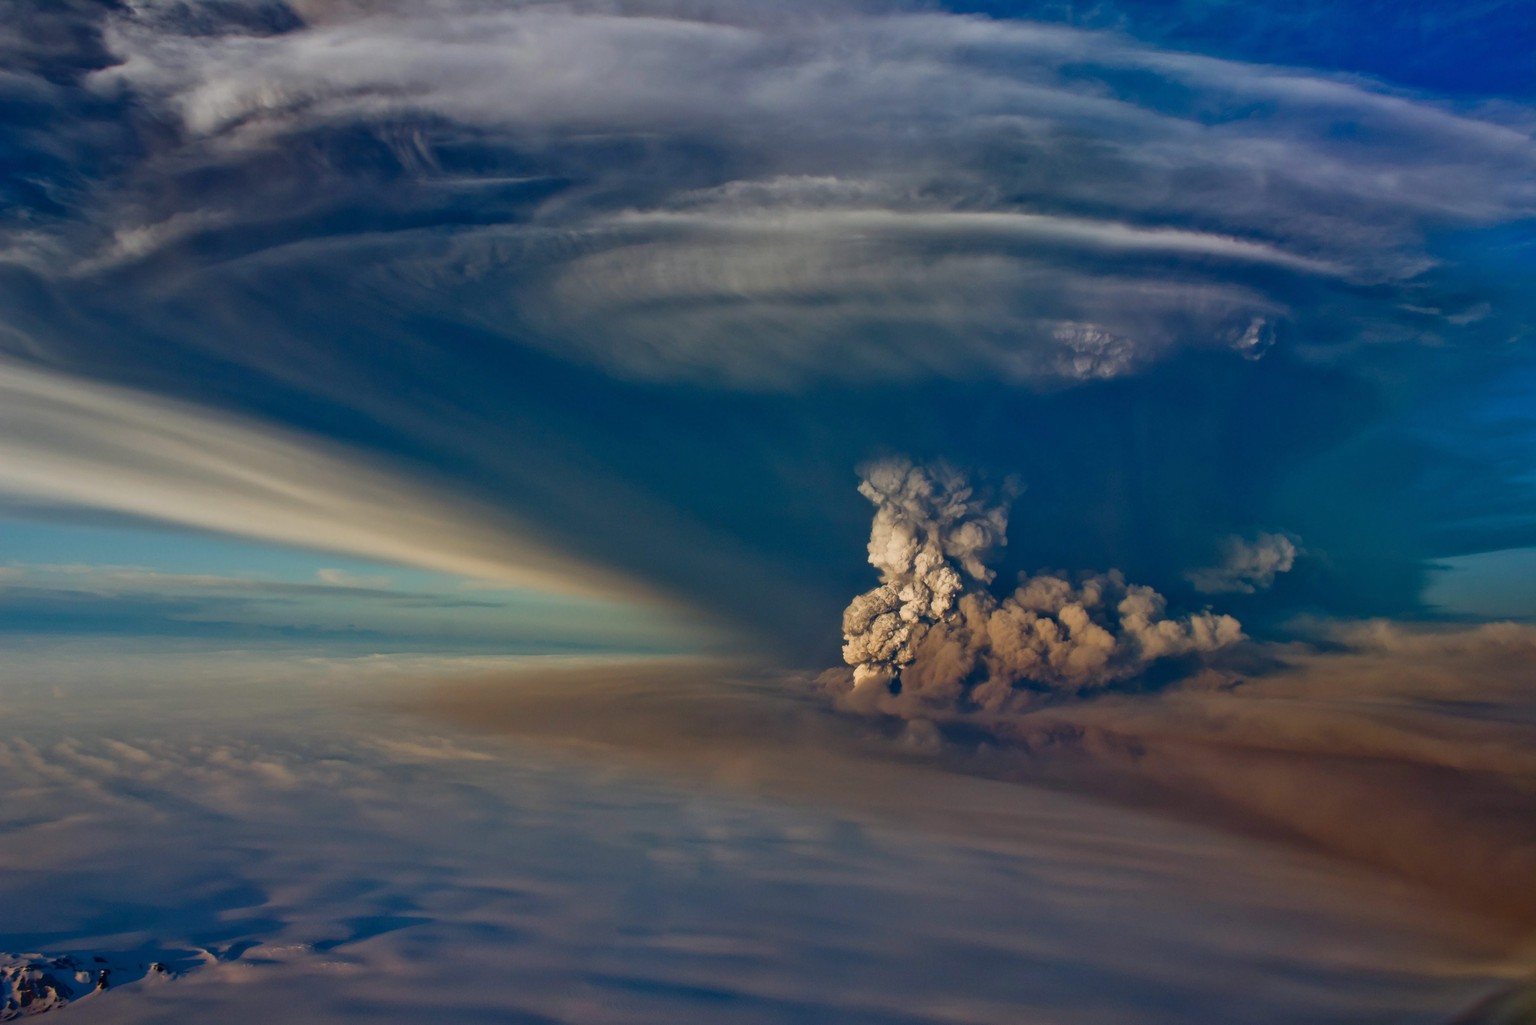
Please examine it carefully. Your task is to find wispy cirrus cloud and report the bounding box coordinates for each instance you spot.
[0,357,650,601]
[0,557,699,649]
[34,0,1529,388]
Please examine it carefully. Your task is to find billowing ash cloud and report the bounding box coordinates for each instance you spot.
[1186,531,1299,594]
[836,459,1243,715]
[840,459,1017,686]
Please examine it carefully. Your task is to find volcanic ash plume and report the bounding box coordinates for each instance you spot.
[837,459,1244,715]
[1185,531,1298,594]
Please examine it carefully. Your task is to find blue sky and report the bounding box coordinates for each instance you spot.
[2,0,1534,658]
[0,519,702,651]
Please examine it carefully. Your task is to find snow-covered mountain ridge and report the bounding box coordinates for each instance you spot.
[1,949,207,1019]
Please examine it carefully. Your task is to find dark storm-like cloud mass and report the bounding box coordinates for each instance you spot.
[2,0,1534,652]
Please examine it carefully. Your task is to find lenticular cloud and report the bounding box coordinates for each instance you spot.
[835,458,1243,715]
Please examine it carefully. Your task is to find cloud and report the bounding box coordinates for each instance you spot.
[413,637,1536,945]
[965,618,1536,931]
[833,459,1243,715]
[7,0,1519,389]
[1186,531,1299,594]
[7,564,403,598]
[508,200,1300,387]
[2,646,1509,1024]
[315,568,393,589]
[0,559,702,650]
[1,0,1533,648]
[613,206,1342,274]
[0,358,648,601]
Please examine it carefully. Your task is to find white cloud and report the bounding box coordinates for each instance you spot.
[54,0,1534,387]
[0,358,648,601]
[315,568,393,589]
[0,650,1509,1024]
[613,207,1341,274]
